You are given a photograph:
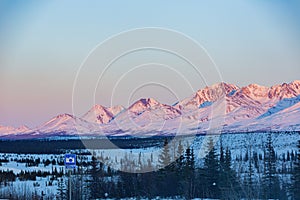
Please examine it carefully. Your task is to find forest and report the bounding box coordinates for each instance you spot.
[0,133,299,199]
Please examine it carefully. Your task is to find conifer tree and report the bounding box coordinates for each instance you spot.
[262,133,280,199]
[89,156,104,199]
[203,137,220,198]
[220,146,240,199]
[157,139,173,197]
[177,140,184,167]
[183,146,196,199]
[244,149,255,198]
[174,140,185,194]
[291,139,300,199]
[220,144,225,169]
[158,139,171,168]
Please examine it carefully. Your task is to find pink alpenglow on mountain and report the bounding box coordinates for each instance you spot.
[1,81,300,138]
[82,105,114,124]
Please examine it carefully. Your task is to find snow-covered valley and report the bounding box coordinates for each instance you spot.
[0,132,299,199]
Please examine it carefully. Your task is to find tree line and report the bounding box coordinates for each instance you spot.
[58,133,300,199]
[0,133,299,199]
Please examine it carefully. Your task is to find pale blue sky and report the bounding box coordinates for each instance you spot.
[0,1,299,127]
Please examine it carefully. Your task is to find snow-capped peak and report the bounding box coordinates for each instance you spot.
[82,105,113,124]
[2,80,300,139]
[38,113,100,135]
[0,125,15,130]
[290,80,300,86]
[209,82,239,93]
[0,125,15,135]
[176,82,239,110]
[92,104,106,110]
[239,83,269,100]
[128,98,160,114]
[268,80,300,99]
[41,113,77,128]
[55,113,74,119]
[0,124,31,135]
[107,105,125,116]
[16,125,30,132]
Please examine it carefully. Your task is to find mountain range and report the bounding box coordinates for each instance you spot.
[1,80,300,139]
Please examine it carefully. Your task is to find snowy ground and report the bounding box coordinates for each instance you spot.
[0,132,298,198]
[0,154,62,173]
[0,178,58,199]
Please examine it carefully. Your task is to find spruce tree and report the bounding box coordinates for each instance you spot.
[183,146,195,199]
[220,147,240,199]
[157,139,173,197]
[177,140,184,166]
[203,137,220,198]
[174,140,185,195]
[262,133,280,199]
[291,139,300,199]
[244,149,255,198]
[158,139,171,168]
[89,156,104,199]
[218,142,226,197]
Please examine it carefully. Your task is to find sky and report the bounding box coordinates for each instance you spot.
[0,0,300,127]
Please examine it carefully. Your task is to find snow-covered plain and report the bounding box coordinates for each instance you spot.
[0,153,65,174]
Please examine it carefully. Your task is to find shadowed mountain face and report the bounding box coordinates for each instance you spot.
[1,80,300,138]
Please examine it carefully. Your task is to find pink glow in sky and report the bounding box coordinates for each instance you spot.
[1,1,300,127]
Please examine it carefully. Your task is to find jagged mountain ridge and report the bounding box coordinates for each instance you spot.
[82,105,115,124]
[0,125,30,136]
[1,80,300,138]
